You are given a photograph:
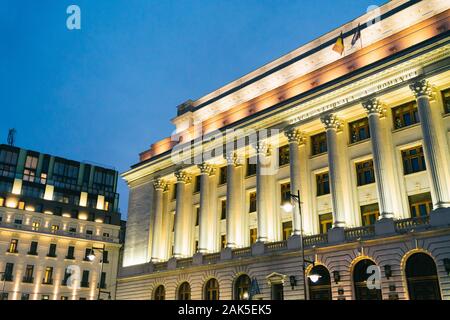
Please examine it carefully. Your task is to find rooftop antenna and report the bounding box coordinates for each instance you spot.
[7,128,16,146]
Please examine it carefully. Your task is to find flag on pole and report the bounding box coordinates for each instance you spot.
[332,31,345,55]
[351,23,362,47]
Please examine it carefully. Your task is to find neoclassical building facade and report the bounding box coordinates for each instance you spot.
[117,0,450,300]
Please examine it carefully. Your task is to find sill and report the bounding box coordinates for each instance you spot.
[65,257,75,261]
[356,182,376,188]
[279,163,289,168]
[245,174,256,179]
[391,122,420,133]
[348,138,370,147]
[27,252,38,256]
[316,193,331,199]
[5,251,19,255]
[42,282,53,286]
[404,169,427,177]
[310,152,327,159]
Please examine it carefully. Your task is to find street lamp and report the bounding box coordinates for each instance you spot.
[88,244,111,300]
[281,190,315,300]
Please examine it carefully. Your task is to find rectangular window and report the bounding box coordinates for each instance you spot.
[14,218,22,225]
[0,148,19,178]
[52,159,79,187]
[282,221,292,241]
[360,203,380,226]
[51,224,59,233]
[0,181,12,193]
[32,221,40,231]
[8,239,18,253]
[409,192,432,220]
[349,118,370,143]
[402,146,426,174]
[356,160,375,186]
[311,132,327,155]
[43,267,53,284]
[29,241,38,255]
[21,294,30,300]
[278,145,290,166]
[23,154,38,182]
[249,192,257,213]
[280,183,291,204]
[23,265,34,283]
[81,270,89,288]
[442,88,450,114]
[66,246,75,260]
[221,200,227,220]
[193,176,201,193]
[48,244,57,257]
[219,166,227,185]
[316,172,330,196]
[102,251,109,263]
[21,183,44,198]
[99,272,107,289]
[0,293,8,300]
[221,235,226,249]
[392,101,419,129]
[3,263,14,281]
[93,168,115,192]
[246,158,257,177]
[195,207,199,226]
[319,213,333,234]
[84,248,92,261]
[250,228,258,245]
[271,283,284,300]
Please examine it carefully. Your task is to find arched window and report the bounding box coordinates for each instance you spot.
[405,253,441,300]
[308,265,332,300]
[178,282,191,300]
[234,275,251,300]
[353,259,382,300]
[154,285,165,300]
[204,278,219,300]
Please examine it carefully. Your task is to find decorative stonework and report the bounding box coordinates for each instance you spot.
[362,98,386,117]
[409,79,433,98]
[153,178,167,191]
[252,141,271,156]
[320,114,342,130]
[174,170,191,184]
[198,163,215,176]
[284,128,306,145]
[225,152,243,167]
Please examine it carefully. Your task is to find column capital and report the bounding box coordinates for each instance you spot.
[409,79,433,98]
[198,162,215,176]
[252,141,271,156]
[153,178,167,191]
[284,128,306,145]
[320,113,343,130]
[362,98,386,116]
[225,152,243,167]
[174,170,191,183]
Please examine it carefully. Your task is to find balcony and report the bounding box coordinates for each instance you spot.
[2,274,13,282]
[42,279,53,285]
[344,225,375,241]
[27,251,38,256]
[22,276,34,284]
[46,253,57,258]
[395,216,430,232]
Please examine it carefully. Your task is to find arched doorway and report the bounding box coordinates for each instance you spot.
[154,285,165,300]
[204,278,220,300]
[405,253,441,300]
[178,282,191,300]
[353,259,382,300]
[234,275,251,300]
[308,265,332,300]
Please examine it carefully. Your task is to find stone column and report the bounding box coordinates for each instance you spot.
[173,170,191,258]
[151,178,166,261]
[284,128,306,235]
[410,79,450,209]
[362,98,394,219]
[225,152,243,248]
[320,114,346,228]
[253,141,271,242]
[197,163,215,253]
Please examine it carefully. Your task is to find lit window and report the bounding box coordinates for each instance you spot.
[349,118,370,143]
[392,101,419,129]
[282,221,292,240]
[311,132,327,155]
[51,225,59,233]
[409,192,432,220]
[204,278,220,300]
[319,213,332,234]
[250,228,257,245]
[8,239,18,253]
[360,203,379,226]
[356,160,375,186]
[43,267,53,285]
[221,235,226,249]
[278,145,290,166]
[32,222,40,231]
[316,172,330,196]
[402,146,426,174]
[442,88,450,114]
[18,201,25,210]
[280,183,291,204]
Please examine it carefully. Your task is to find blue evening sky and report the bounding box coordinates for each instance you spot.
[1,0,386,219]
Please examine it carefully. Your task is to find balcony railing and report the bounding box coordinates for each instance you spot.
[232,247,251,257]
[177,258,193,268]
[22,277,34,284]
[203,253,221,264]
[265,240,287,251]
[303,234,328,247]
[395,216,430,232]
[344,225,375,241]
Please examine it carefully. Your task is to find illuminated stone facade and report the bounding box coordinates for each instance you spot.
[117,0,450,300]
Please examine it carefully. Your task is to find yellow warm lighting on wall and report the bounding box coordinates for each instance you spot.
[95,218,103,223]
[44,210,53,215]
[78,212,88,220]
[6,198,18,208]
[25,205,35,212]
[62,213,71,218]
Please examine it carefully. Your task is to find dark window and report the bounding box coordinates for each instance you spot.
[21,293,30,300]
[66,246,75,260]
[3,263,14,281]
[221,234,226,249]
[102,251,109,263]
[319,213,333,234]
[48,244,57,257]
[0,181,12,193]
[392,101,419,129]
[83,164,91,186]
[194,176,201,193]
[349,118,370,143]
[28,241,38,255]
[402,146,426,174]
[84,248,92,261]
[204,278,220,300]
[52,159,79,187]
[219,166,227,185]
[353,259,382,300]
[442,88,450,114]
[221,200,226,220]
[53,189,80,205]
[234,275,251,300]
[246,158,257,177]
[195,207,199,226]
[21,183,44,199]
[178,282,191,300]
[99,272,107,289]
[23,265,34,283]
[405,253,441,300]
[0,148,18,178]
[282,221,292,240]
[360,203,379,226]
[316,172,330,196]
[311,132,327,155]
[154,285,165,300]
[409,192,432,220]
[271,283,284,300]
[93,168,115,192]
[356,160,375,186]
[81,270,89,288]
[249,192,257,213]
[278,145,290,166]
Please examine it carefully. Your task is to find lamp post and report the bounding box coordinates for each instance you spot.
[281,190,316,300]
[87,244,111,300]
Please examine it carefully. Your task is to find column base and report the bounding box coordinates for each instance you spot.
[375,217,395,236]
[430,207,450,227]
[220,247,233,260]
[193,252,203,265]
[327,227,345,243]
[287,234,301,250]
[251,241,265,256]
